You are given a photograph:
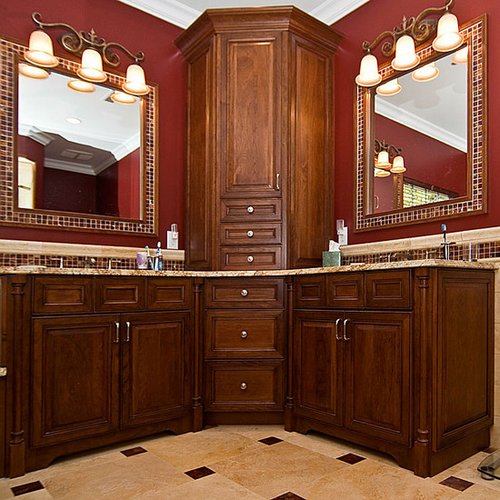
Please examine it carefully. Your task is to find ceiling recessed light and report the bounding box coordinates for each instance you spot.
[66,117,81,125]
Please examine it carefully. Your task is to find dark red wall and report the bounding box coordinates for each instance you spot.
[332,0,499,243]
[17,135,44,207]
[96,165,118,217]
[1,0,185,247]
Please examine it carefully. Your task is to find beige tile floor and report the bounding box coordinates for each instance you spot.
[0,425,499,499]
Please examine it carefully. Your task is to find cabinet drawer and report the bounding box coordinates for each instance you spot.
[221,198,281,222]
[95,278,146,312]
[365,271,411,309]
[220,223,282,245]
[205,361,283,412]
[147,278,192,310]
[205,278,284,308]
[205,310,284,358]
[220,246,282,270]
[327,273,364,308]
[33,277,94,314]
[295,275,326,308]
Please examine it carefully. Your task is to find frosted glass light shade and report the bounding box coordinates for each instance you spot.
[67,79,95,93]
[432,12,463,52]
[392,35,420,71]
[122,64,149,95]
[18,63,49,79]
[376,150,391,169]
[376,78,401,96]
[452,46,468,64]
[412,62,439,82]
[355,54,382,87]
[77,49,107,82]
[375,167,390,178]
[111,91,137,104]
[25,30,58,68]
[391,155,406,173]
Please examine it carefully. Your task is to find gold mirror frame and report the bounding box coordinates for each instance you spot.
[0,35,158,235]
[354,16,486,231]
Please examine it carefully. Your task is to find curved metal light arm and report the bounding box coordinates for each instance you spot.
[31,12,145,67]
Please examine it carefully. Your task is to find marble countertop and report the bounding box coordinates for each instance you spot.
[0,259,495,277]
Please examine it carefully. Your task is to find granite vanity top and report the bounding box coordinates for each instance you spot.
[0,259,495,277]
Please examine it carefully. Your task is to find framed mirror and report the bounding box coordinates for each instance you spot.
[355,16,486,231]
[0,35,158,235]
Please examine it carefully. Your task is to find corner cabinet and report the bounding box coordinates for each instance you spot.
[291,268,494,477]
[176,7,341,270]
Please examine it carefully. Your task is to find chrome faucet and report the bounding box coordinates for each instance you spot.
[440,224,455,260]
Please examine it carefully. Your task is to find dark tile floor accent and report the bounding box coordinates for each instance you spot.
[11,481,44,496]
[258,436,283,446]
[120,446,147,457]
[439,476,474,492]
[336,452,366,465]
[185,466,216,480]
[272,492,306,499]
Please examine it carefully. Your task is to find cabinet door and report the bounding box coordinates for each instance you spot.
[344,312,410,445]
[220,32,281,197]
[293,311,343,427]
[121,312,191,428]
[31,315,120,447]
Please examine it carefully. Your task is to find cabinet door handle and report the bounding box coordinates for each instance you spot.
[125,321,131,342]
[240,289,248,297]
[247,255,254,263]
[114,322,120,343]
[247,230,254,238]
[240,382,248,390]
[275,172,280,191]
[240,330,248,339]
[335,318,342,341]
[343,318,351,341]
[247,206,254,214]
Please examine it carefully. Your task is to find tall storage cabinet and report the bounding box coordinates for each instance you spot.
[176,7,341,270]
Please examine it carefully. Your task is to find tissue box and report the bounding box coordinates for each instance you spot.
[322,251,341,267]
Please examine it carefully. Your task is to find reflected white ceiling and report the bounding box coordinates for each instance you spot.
[117,0,370,28]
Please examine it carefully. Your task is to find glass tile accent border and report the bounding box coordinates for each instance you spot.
[0,37,158,235]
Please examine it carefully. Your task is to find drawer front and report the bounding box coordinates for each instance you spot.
[205,310,284,358]
[365,271,411,309]
[147,278,192,310]
[205,279,284,308]
[220,223,282,246]
[327,273,364,308]
[33,277,94,314]
[295,275,326,308]
[220,246,282,270]
[205,361,284,412]
[221,198,282,222]
[95,278,146,311]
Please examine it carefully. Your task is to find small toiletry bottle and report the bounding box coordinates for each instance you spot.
[155,241,163,271]
[145,245,154,270]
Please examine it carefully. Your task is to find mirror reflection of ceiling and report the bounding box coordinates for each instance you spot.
[18,71,141,174]
[375,52,467,152]
[118,0,369,27]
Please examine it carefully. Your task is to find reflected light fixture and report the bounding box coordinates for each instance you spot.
[376,150,391,169]
[390,155,406,173]
[18,62,49,79]
[24,30,58,67]
[355,54,382,87]
[374,168,391,178]
[111,91,137,104]
[23,12,148,97]
[412,62,439,82]
[67,79,95,93]
[432,12,463,52]
[376,78,401,96]
[452,46,468,64]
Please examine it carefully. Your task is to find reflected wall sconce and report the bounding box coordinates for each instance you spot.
[374,139,406,177]
[356,0,463,87]
[21,12,149,98]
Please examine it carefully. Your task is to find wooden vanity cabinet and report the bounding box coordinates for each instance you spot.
[291,268,494,477]
[176,7,341,270]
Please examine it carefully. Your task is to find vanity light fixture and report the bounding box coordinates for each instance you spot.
[412,62,440,82]
[67,79,95,93]
[23,12,149,96]
[376,150,391,169]
[376,78,401,96]
[452,45,468,64]
[355,0,462,88]
[18,62,49,80]
[390,155,406,174]
[374,167,391,178]
[374,139,405,176]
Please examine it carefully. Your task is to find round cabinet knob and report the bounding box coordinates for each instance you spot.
[247,206,254,214]
[247,255,254,263]
[247,230,254,238]
[240,330,248,339]
[240,289,248,297]
[240,382,248,390]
